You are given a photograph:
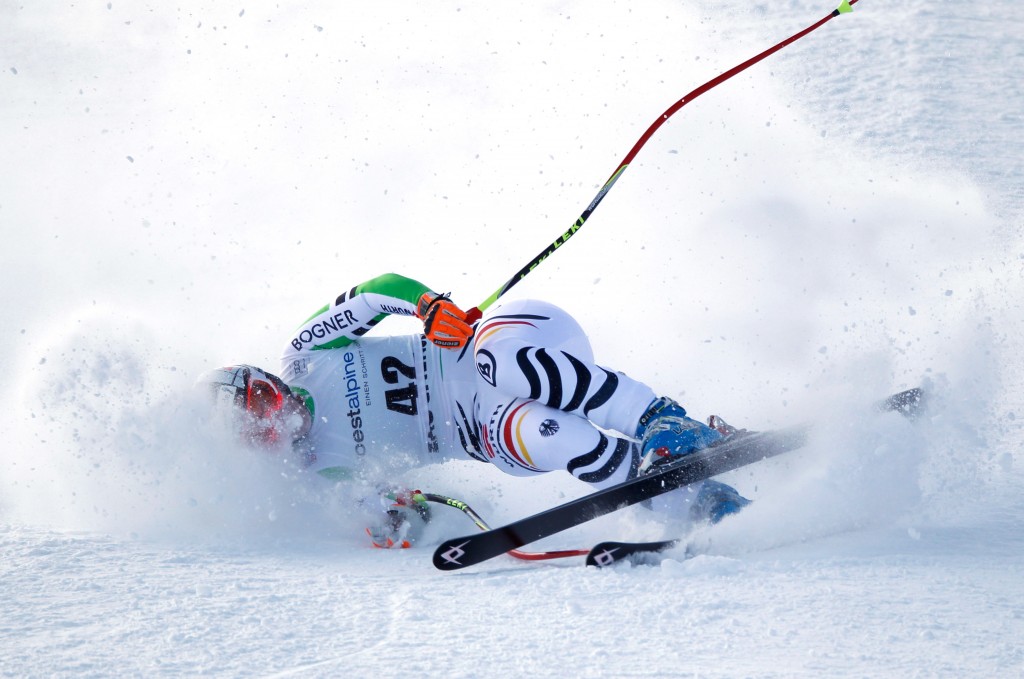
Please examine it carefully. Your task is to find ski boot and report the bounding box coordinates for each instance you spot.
[690,479,752,524]
[635,397,724,474]
[636,399,752,522]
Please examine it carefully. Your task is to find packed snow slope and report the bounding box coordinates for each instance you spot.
[2,0,1022,676]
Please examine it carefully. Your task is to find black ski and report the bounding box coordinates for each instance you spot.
[432,387,923,571]
[432,426,806,571]
[881,386,926,419]
[585,539,680,568]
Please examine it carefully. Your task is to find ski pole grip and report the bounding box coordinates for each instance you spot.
[465,306,482,325]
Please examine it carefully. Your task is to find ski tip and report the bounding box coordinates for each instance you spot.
[836,0,853,14]
[432,539,473,571]
[585,539,680,569]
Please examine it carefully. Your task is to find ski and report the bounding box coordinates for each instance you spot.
[432,425,806,571]
[432,387,923,571]
[880,386,925,419]
[585,539,680,568]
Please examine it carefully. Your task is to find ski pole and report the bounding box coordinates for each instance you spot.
[423,492,588,561]
[465,0,857,323]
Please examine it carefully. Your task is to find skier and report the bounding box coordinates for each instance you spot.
[200,272,749,548]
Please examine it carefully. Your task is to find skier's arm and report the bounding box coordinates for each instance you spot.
[285,273,473,354]
[364,486,432,549]
[316,472,432,549]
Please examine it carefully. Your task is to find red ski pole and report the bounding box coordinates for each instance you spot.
[466,0,858,323]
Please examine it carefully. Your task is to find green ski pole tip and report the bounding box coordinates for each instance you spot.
[836,0,853,13]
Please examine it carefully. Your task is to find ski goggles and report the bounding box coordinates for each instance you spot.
[245,374,285,419]
[203,365,291,422]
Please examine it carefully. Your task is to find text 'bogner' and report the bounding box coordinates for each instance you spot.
[291,309,359,350]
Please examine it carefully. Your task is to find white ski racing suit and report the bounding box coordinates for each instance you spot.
[279,273,657,490]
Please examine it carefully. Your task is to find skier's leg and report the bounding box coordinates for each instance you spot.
[474,391,747,516]
[474,298,747,516]
[475,391,640,490]
[474,299,654,436]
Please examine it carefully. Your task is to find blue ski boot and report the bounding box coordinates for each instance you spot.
[636,399,752,522]
[635,397,724,474]
[691,479,752,524]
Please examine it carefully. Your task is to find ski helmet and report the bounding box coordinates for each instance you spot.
[198,364,310,445]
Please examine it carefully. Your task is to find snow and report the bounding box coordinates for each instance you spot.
[2,0,1022,676]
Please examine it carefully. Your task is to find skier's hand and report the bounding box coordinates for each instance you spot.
[365,487,431,549]
[416,292,474,351]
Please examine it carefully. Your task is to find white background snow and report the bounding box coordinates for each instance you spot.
[2,0,1022,676]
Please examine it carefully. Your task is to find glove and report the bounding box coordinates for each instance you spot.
[416,292,474,351]
[365,487,432,549]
